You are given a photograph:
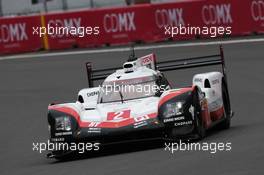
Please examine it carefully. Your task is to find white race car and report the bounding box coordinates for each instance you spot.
[47,46,233,159]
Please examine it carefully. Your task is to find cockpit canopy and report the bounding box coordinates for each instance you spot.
[98,76,159,103]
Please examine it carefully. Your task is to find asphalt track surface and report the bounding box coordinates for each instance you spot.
[0,38,264,175]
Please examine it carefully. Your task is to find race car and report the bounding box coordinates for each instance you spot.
[47,46,233,158]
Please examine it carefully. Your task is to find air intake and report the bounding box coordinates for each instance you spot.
[123,61,136,73]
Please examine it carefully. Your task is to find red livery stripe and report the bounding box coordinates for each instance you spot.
[48,105,157,128]
[210,106,224,120]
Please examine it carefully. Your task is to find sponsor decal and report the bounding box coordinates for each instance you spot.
[133,115,150,128]
[194,78,203,83]
[212,79,220,85]
[174,120,193,126]
[134,115,149,122]
[0,23,28,43]
[163,116,185,123]
[50,137,65,142]
[208,98,223,111]
[103,12,136,33]
[87,91,99,97]
[155,8,185,28]
[55,131,72,136]
[251,0,264,21]
[88,122,100,128]
[134,121,147,128]
[202,4,233,25]
[87,128,101,133]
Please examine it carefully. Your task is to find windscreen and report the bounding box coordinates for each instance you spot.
[99,77,158,103]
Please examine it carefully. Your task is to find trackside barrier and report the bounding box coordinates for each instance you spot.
[0,15,43,55]
[0,0,264,54]
[43,4,155,50]
[43,0,264,50]
[151,0,257,40]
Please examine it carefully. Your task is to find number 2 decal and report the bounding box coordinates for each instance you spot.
[107,110,131,120]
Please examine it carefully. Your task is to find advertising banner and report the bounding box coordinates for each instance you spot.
[0,15,43,54]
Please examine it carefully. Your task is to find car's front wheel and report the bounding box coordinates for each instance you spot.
[193,90,206,140]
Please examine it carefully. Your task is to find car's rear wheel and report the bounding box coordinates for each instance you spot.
[219,81,231,129]
[193,90,206,140]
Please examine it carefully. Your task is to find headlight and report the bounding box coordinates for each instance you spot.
[55,116,71,131]
[163,101,184,118]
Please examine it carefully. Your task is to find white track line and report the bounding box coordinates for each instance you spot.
[1,37,264,61]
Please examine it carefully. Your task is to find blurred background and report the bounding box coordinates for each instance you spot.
[0,0,179,16]
[0,0,262,55]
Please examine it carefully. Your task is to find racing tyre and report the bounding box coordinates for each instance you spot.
[219,81,231,130]
[193,90,206,140]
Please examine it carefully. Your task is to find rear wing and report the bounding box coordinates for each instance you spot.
[85,45,227,88]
